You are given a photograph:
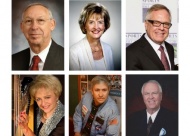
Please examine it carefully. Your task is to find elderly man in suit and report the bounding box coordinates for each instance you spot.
[126,4,176,70]
[126,80,178,136]
[12,3,64,70]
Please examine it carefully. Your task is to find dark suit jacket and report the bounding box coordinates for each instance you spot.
[126,34,176,70]
[126,107,178,136]
[12,40,64,70]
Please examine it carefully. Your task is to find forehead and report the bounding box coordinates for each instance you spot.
[149,9,170,20]
[35,87,54,97]
[23,5,49,18]
[92,82,108,89]
[88,13,104,20]
[143,82,159,92]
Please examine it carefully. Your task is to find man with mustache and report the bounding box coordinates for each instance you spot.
[12,3,64,70]
[73,76,120,136]
[126,4,177,70]
[126,80,178,136]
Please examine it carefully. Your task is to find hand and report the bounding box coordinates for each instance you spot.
[18,111,29,130]
[74,132,82,136]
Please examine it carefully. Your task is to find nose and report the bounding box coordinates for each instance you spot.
[159,23,164,30]
[41,99,46,106]
[93,22,99,29]
[98,91,103,97]
[148,93,153,99]
[30,20,39,29]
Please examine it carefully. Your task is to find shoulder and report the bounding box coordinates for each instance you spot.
[51,40,64,52]
[128,109,146,121]
[126,35,147,51]
[12,48,30,57]
[159,107,177,117]
[164,41,174,50]
[70,38,85,51]
[101,41,112,49]
[102,97,119,113]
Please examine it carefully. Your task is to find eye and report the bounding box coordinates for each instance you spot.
[45,96,50,99]
[25,19,32,24]
[89,21,94,24]
[37,19,45,24]
[36,98,41,102]
[98,21,104,24]
[153,21,160,25]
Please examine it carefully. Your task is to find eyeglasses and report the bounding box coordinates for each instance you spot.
[22,18,52,26]
[147,20,172,29]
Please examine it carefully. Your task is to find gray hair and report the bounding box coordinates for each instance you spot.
[21,3,53,21]
[145,4,172,22]
[141,80,162,94]
[90,75,110,90]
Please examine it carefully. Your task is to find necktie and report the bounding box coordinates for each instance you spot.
[159,46,170,70]
[147,116,153,136]
[30,55,41,70]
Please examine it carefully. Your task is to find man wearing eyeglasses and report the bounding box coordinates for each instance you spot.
[12,3,64,70]
[126,4,176,70]
[126,80,178,136]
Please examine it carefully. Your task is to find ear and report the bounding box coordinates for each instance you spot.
[50,19,56,31]
[144,21,148,31]
[20,22,24,33]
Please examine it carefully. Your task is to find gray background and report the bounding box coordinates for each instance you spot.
[69,0,121,70]
[12,0,64,54]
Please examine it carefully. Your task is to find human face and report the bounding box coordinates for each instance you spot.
[20,5,55,49]
[91,82,109,106]
[142,82,162,114]
[35,87,58,116]
[145,9,170,45]
[85,14,105,40]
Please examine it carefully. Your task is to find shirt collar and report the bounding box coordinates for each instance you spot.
[146,107,160,123]
[29,39,52,64]
[145,33,167,51]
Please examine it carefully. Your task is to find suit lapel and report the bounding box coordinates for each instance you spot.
[149,108,164,136]
[24,49,30,70]
[165,42,174,70]
[43,40,57,70]
[140,35,165,70]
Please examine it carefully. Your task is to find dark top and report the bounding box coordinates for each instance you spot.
[126,34,176,70]
[12,40,64,70]
[126,107,178,136]
[36,117,65,136]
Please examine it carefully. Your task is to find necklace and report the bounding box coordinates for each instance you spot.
[91,45,102,53]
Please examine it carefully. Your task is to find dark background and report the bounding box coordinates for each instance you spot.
[126,74,178,120]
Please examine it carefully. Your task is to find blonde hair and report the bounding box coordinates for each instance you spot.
[29,75,62,99]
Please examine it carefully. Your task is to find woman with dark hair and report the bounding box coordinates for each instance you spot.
[70,3,114,70]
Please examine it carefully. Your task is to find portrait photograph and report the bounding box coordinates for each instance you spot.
[69,75,121,135]
[126,0,178,70]
[126,74,178,136]
[12,75,65,136]
[69,0,121,70]
[12,0,64,70]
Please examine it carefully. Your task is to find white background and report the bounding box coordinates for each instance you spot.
[0,0,189,135]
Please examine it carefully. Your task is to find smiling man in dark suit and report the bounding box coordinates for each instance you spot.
[126,4,176,70]
[12,3,64,70]
[126,80,178,136]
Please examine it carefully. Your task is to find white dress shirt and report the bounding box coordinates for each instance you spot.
[147,108,160,123]
[145,34,171,69]
[29,40,52,70]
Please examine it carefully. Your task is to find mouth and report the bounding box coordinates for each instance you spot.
[42,105,49,110]
[91,30,102,34]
